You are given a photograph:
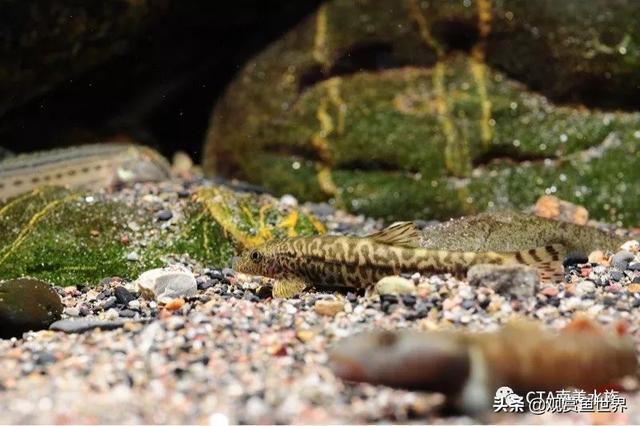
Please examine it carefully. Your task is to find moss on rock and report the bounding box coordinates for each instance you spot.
[0,185,324,286]
[205,0,640,226]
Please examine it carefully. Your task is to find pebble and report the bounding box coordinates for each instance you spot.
[467,264,539,298]
[126,251,140,261]
[375,276,416,295]
[135,265,197,303]
[575,280,596,296]
[588,250,608,265]
[49,319,128,334]
[101,296,117,310]
[612,251,635,270]
[628,283,640,293]
[621,240,640,253]
[540,286,559,297]
[164,298,186,312]
[128,300,141,310]
[279,194,299,208]
[610,270,624,282]
[155,209,173,221]
[314,300,344,316]
[114,286,136,305]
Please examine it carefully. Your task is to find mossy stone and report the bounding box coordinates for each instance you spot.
[0,278,63,338]
[204,0,640,226]
[0,185,324,286]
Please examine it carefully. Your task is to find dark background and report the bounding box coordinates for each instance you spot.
[0,1,322,161]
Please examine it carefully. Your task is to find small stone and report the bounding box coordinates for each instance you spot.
[279,194,298,208]
[101,296,117,310]
[314,299,344,316]
[534,195,588,225]
[135,265,197,303]
[114,286,136,305]
[628,262,640,271]
[588,250,608,266]
[128,300,141,310]
[296,329,315,342]
[467,264,539,298]
[627,283,640,293]
[540,286,559,297]
[126,251,140,261]
[63,307,81,317]
[402,294,417,306]
[50,319,126,334]
[442,298,459,310]
[164,298,185,312]
[607,283,623,293]
[103,308,120,320]
[610,270,624,282]
[375,276,416,296]
[621,240,640,253]
[155,209,173,221]
[197,277,214,290]
[221,268,235,277]
[33,351,57,365]
[118,309,137,318]
[612,251,635,270]
[575,280,596,296]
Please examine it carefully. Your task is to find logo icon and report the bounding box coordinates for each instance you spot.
[493,386,525,412]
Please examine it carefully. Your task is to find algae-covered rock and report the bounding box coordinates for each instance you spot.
[204,0,640,226]
[0,185,324,286]
[0,278,63,338]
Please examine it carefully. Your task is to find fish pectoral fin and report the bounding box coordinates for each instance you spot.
[367,221,421,248]
[272,278,308,298]
[509,244,566,283]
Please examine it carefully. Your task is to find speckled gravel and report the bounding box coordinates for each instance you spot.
[1,181,640,424]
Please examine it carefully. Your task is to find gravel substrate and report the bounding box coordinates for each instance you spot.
[1,180,640,424]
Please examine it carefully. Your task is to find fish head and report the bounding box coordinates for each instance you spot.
[329,329,471,395]
[233,241,287,278]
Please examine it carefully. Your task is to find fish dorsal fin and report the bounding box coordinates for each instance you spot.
[367,221,421,248]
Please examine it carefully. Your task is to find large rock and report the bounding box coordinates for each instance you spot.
[0,278,63,338]
[0,185,323,286]
[204,0,640,225]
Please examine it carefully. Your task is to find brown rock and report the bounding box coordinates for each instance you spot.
[314,300,344,316]
[535,195,589,225]
[296,329,315,343]
[628,283,640,293]
[164,298,185,312]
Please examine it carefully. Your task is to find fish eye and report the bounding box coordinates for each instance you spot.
[250,250,262,263]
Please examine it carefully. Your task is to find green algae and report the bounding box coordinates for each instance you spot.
[205,0,640,226]
[0,186,325,286]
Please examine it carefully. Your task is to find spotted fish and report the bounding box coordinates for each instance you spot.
[233,221,565,297]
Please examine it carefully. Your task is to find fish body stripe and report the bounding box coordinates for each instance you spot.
[267,235,518,288]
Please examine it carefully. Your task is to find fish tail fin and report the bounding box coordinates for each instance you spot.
[505,244,566,283]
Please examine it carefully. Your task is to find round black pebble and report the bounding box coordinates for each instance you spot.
[156,210,173,221]
[401,294,417,306]
[114,286,136,305]
[563,252,588,267]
